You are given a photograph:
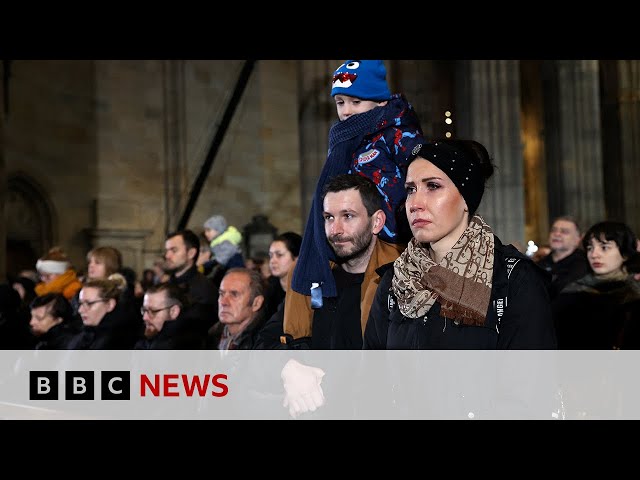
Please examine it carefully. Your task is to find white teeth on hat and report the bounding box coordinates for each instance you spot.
[332,79,353,88]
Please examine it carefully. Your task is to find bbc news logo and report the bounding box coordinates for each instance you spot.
[30,371,131,400]
[29,371,229,400]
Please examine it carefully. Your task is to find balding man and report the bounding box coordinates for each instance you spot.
[207,268,267,350]
[538,216,589,299]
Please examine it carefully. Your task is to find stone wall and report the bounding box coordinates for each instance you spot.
[4,60,302,277]
[3,59,639,280]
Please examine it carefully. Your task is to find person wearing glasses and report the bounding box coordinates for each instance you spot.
[66,273,139,349]
[134,282,205,349]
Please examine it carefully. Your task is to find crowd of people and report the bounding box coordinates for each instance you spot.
[1,59,639,419]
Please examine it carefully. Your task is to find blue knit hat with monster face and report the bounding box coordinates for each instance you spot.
[330,60,392,101]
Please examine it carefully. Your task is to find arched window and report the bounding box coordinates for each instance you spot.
[6,173,55,277]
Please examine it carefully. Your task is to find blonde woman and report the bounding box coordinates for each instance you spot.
[67,274,139,349]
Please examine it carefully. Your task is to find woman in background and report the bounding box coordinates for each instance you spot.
[34,247,82,301]
[553,220,640,349]
[29,293,78,349]
[264,232,302,320]
[67,274,139,349]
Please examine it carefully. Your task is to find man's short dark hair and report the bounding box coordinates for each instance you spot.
[166,229,201,259]
[322,174,383,216]
[145,282,190,310]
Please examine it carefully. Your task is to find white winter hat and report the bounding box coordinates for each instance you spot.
[36,259,69,274]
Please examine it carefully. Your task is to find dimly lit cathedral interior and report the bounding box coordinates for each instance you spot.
[1,59,638,280]
[1,59,640,420]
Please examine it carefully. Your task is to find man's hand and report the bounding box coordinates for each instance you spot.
[281,358,325,418]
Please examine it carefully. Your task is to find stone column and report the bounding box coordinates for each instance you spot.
[455,60,525,247]
[389,60,451,137]
[616,60,640,233]
[255,60,302,234]
[297,60,336,227]
[162,60,187,233]
[520,60,549,245]
[543,60,604,231]
[0,62,6,282]
[86,198,152,275]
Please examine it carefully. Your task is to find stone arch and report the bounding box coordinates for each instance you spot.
[6,172,56,278]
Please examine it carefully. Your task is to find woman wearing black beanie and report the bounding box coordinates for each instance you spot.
[365,139,557,350]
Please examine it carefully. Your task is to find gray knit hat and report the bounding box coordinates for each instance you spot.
[203,215,227,233]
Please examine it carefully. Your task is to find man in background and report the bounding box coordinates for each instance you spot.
[538,215,589,299]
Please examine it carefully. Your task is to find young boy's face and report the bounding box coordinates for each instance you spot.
[204,227,219,242]
[334,94,387,121]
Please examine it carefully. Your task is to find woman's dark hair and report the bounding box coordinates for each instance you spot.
[582,221,639,271]
[272,231,303,258]
[141,269,156,290]
[29,293,74,325]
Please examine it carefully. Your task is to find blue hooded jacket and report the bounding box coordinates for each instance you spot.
[292,93,424,300]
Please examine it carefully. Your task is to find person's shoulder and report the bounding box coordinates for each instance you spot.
[566,248,588,263]
[373,239,405,263]
[496,239,527,260]
[496,239,550,284]
[384,93,422,123]
[375,261,395,279]
[536,252,553,267]
[388,93,411,109]
[206,321,224,346]
[372,263,396,297]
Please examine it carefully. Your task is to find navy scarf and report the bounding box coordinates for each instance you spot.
[292,107,385,299]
